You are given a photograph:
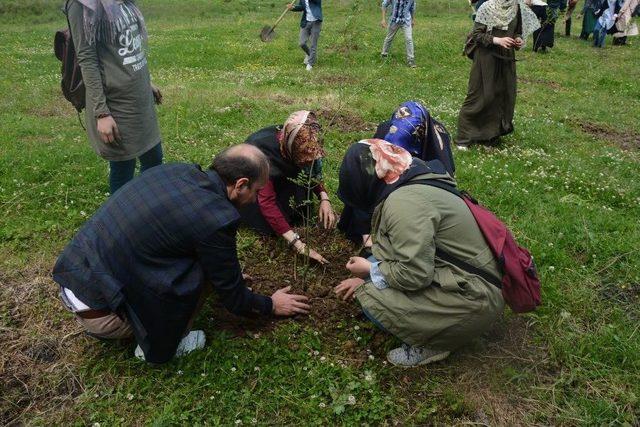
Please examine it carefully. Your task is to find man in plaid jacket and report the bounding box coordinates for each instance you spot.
[53,144,310,363]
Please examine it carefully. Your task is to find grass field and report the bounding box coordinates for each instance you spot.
[1,0,639,424]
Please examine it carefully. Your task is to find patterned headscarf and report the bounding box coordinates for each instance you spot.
[475,0,540,39]
[383,101,428,158]
[280,111,325,166]
[338,139,438,213]
[75,0,147,45]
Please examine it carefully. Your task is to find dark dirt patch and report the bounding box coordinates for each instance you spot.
[317,108,376,133]
[0,264,84,425]
[518,76,563,90]
[316,74,356,86]
[576,121,640,150]
[24,338,60,363]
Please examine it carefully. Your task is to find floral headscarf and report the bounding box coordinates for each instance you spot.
[280,111,325,166]
[338,139,444,213]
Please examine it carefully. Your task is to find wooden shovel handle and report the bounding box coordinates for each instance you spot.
[271,3,293,30]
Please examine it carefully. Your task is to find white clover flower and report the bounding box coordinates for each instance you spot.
[320,356,326,361]
[231,367,237,372]
[354,325,360,331]
[347,395,356,405]
[254,366,260,372]
[548,266,555,272]
[368,355,375,361]
[319,402,326,408]
[177,370,183,375]
[126,393,134,400]
[235,420,242,425]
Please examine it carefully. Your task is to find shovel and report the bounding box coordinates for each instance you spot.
[260,4,293,42]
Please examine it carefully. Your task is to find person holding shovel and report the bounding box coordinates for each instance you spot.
[287,0,323,71]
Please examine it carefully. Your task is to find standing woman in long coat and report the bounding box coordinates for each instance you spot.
[456,0,539,149]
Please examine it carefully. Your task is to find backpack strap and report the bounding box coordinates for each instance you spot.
[400,178,503,289]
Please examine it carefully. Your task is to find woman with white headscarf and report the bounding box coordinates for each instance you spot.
[66,0,163,193]
[456,0,539,149]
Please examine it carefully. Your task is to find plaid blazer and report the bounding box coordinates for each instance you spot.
[53,163,272,363]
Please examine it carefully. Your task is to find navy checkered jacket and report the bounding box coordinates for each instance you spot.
[53,163,272,363]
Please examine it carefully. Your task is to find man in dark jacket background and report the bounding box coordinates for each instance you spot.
[288,0,323,71]
[53,144,310,364]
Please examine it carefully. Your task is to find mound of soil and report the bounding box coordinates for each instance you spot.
[206,227,364,339]
[317,108,376,133]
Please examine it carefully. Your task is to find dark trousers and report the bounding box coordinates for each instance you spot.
[109,142,163,194]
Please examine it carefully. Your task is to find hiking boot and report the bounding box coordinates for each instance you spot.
[386,344,450,367]
[408,60,416,68]
[381,52,388,58]
[134,330,206,361]
[306,64,313,71]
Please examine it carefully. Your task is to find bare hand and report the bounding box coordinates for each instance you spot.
[97,115,121,144]
[334,278,365,301]
[514,37,524,49]
[318,200,336,229]
[346,256,371,279]
[151,84,163,105]
[287,2,294,10]
[493,36,516,49]
[295,242,329,265]
[271,286,311,316]
[381,19,387,29]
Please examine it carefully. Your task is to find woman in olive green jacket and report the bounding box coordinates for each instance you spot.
[335,139,504,367]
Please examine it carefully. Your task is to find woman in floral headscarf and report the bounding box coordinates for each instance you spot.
[339,101,455,254]
[456,0,540,148]
[240,111,336,264]
[334,139,504,367]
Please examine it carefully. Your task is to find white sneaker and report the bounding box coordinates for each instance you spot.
[386,344,450,367]
[303,54,309,65]
[134,330,206,361]
[175,330,206,357]
[306,63,313,71]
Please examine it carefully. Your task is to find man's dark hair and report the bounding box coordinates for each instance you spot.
[210,144,269,186]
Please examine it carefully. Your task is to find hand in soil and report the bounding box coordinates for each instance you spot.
[346,256,371,279]
[271,286,311,316]
[296,243,329,265]
[318,201,337,229]
[334,277,365,301]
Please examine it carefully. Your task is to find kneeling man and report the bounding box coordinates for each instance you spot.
[53,144,310,364]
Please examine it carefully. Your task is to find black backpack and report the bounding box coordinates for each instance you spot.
[54,1,85,113]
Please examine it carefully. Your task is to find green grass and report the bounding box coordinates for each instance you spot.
[1,0,639,425]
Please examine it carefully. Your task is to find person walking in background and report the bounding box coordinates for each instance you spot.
[564,0,579,36]
[593,0,623,47]
[612,0,639,45]
[580,0,601,39]
[531,0,566,53]
[65,0,163,194]
[288,0,323,71]
[456,0,540,149]
[381,0,417,67]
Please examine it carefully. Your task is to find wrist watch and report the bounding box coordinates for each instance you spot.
[288,233,301,248]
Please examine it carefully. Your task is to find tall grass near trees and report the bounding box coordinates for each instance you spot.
[1,0,639,424]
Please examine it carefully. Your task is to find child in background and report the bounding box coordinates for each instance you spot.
[381,0,417,67]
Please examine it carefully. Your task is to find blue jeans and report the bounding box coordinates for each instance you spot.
[593,22,607,47]
[109,142,163,194]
